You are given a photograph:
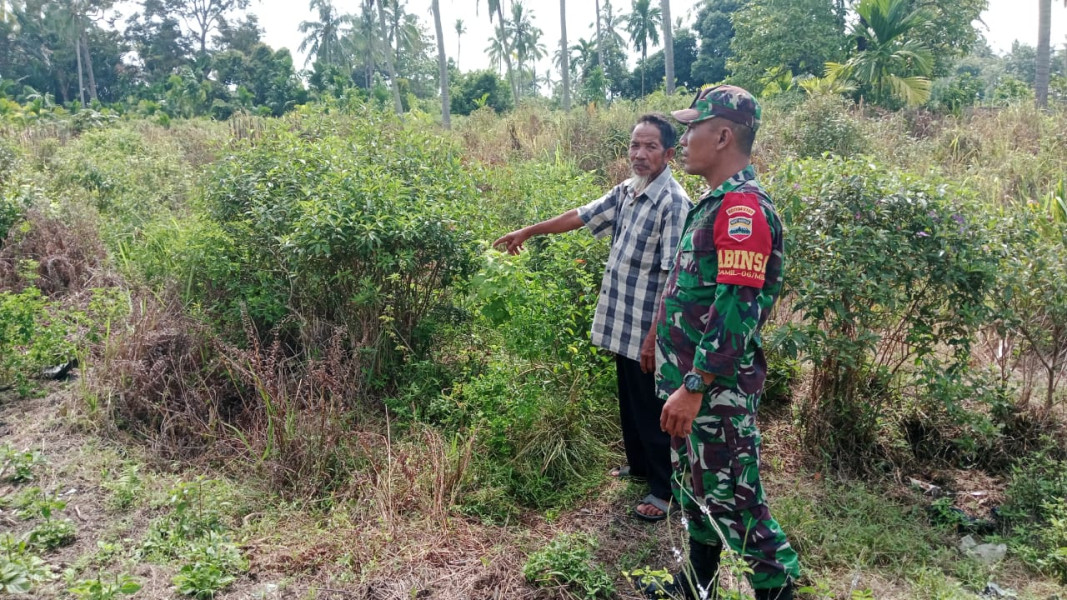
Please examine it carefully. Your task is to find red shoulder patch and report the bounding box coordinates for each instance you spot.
[713,192,772,288]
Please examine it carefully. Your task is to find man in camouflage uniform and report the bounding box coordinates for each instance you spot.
[650,86,800,600]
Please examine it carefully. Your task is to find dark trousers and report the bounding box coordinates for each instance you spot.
[615,354,672,501]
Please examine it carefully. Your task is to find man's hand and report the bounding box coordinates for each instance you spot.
[660,387,703,437]
[492,229,530,255]
[640,327,657,373]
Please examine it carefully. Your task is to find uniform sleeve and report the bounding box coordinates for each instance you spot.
[658,191,690,271]
[576,184,622,240]
[693,193,774,377]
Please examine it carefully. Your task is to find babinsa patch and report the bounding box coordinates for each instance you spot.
[726,204,755,241]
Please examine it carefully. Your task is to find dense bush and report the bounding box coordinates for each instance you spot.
[47,127,192,247]
[765,93,871,159]
[195,107,477,391]
[994,205,1067,411]
[768,156,998,466]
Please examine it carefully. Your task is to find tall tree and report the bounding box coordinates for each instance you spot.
[691,0,740,85]
[454,18,465,64]
[559,0,571,109]
[727,0,844,93]
[431,0,449,127]
[478,0,521,103]
[826,0,933,106]
[595,0,604,73]
[660,0,673,93]
[164,0,252,57]
[570,37,598,80]
[1036,0,1052,107]
[126,0,190,84]
[507,2,545,97]
[371,0,404,113]
[298,0,348,68]
[624,0,660,96]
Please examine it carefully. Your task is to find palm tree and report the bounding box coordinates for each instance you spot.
[1036,0,1053,107]
[486,32,506,75]
[431,0,449,127]
[299,0,349,68]
[559,0,571,109]
[507,2,545,97]
[370,0,404,114]
[570,37,598,80]
[661,0,673,94]
[825,0,933,106]
[383,0,420,67]
[625,0,661,96]
[594,0,604,73]
[478,0,520,104]
[454,18,465,64]
[600,0,625,52]
[343,5,380,87]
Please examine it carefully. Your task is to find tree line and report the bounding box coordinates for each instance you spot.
[0,0,1064,124]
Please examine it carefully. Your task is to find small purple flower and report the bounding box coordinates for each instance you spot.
[952,214,965,225]
[793,183,801,190]
[854,212,863,220]
[916,231,930,238]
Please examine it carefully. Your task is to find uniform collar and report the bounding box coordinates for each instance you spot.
[699,164,757,202]
[626,166,674,205]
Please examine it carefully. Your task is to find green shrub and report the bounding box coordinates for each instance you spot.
[767,157,998,465]
[1001,447,1067,531]
[771,94,870,159]
[994,206,1067,411]
[523,533,615,599]
[48,126,192,248]
[0,287,79,396]
[195,108,477,390]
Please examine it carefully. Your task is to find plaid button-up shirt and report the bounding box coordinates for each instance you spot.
[577,166,691,361]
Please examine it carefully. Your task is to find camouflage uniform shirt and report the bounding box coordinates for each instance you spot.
[655,165,784,401]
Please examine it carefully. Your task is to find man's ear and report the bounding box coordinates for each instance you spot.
[717,125,732,149]
[665,147,676,161]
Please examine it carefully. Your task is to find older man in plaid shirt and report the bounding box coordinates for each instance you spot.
[494,113,691,521]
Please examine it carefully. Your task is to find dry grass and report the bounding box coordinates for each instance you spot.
[0,208,112,297]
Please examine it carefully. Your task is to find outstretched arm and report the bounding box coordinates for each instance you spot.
[492,209,584,254]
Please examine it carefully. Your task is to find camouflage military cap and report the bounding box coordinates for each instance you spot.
[671,85,761,132]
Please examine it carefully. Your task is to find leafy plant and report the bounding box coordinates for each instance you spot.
[102,465,143,511]
[0,446,43,483]
[172,532,247,599]
[768,157,998,465]
[141,478,231,561]
[0,287,78,397]
[12,487,66,521]
[0,534,55,594]
[523,533,615,599]
[27,517,77,551]
[68,573,142,600]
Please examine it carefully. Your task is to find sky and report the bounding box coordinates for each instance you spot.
[115,0,1067,76]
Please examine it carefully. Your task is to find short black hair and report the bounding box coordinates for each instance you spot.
[728,121,755,156]
[635,113,677,149]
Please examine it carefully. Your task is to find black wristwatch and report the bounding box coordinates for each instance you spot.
[683,371,709,394]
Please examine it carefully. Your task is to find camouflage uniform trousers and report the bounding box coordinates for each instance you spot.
[670,383,800,590]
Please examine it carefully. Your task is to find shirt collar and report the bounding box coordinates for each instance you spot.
[699,164,757,202]
[626,166,674,205]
